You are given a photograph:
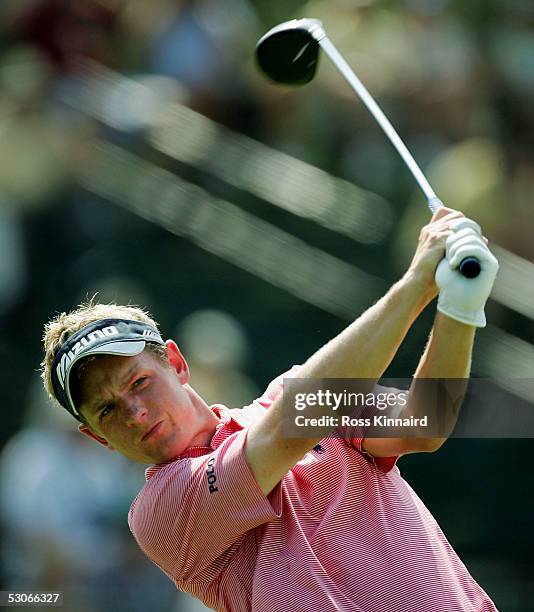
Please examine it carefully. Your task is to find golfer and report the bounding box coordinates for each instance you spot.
[41,207,499,611]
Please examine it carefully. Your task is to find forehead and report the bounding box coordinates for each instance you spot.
[78,351,157,385]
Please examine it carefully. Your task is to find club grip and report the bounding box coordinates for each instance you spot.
[427,198,481,278]
[459,256,481,278]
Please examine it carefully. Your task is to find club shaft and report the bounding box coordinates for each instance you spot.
[318,36,442,213]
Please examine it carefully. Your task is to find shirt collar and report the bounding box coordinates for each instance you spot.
[145,405,242,480]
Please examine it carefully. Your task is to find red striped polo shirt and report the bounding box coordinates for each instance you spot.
[128,371,498,612]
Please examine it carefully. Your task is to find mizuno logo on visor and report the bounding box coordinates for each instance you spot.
[56,326,119,389]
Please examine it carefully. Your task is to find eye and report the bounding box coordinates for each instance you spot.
[100,403,115,419]
[133,376,147,388]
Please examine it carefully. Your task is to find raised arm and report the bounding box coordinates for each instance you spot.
[363,216,498,458]
[245,208,469,494]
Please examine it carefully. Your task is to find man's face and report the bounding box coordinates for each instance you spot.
[77,342,218,464]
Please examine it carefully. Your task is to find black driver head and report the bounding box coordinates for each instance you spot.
[256,19,323,86]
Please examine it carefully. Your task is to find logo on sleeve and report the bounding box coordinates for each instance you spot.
[206,456,219,493]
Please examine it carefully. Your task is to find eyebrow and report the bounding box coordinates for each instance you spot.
[84,365,144,416]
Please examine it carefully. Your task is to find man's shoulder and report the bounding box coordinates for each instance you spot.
[240,365,301,412]
[129,460,187,515]
[133,451,208,502]
[223,403,267,427]
[128,417,250,529]
[211,365,301,427]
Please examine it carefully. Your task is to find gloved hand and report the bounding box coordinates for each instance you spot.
[435,218,499,327]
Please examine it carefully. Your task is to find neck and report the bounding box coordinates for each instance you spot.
[186,385,221,447]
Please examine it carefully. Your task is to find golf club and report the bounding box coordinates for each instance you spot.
[256,18,481,279]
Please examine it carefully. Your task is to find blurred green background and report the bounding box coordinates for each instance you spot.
[0,0,533,610]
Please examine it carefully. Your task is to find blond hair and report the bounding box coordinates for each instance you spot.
[41,299,166,414]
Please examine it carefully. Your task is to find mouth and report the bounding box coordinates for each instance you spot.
[141,420,163,442]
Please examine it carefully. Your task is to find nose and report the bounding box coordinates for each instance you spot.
[122,397,149,426]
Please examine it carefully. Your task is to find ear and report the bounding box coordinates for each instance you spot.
[78,424,115,451]
[165,340,190,384]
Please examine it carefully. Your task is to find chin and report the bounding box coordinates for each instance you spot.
[149,446,183,465]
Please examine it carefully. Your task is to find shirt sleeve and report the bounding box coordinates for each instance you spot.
[345,437,399,473]
[251,365,301,409]
[128,428,282,585]
[340,383,404,474]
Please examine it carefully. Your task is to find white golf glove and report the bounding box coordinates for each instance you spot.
[435,218,499,327]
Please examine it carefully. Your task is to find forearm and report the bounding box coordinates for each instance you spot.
[406,312,476,446]
[414,312,476,379]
